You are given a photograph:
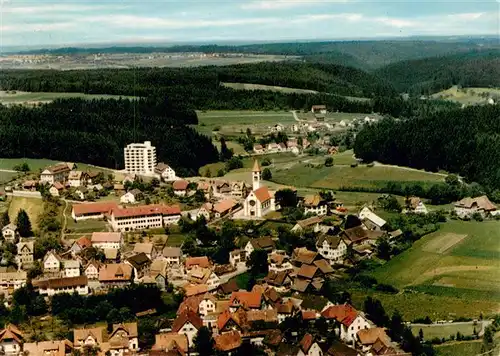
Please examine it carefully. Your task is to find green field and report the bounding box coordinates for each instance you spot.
[431,86,500,105]
[8,197,45,229]
[272,163,444,190]
[332,150,358,165]
[0,171,20,184]
[0,91,136,105]
[411,323,478,341]
[434,341,483,356]
[296,111,378,123]
[196,110,296,136]
[222,82,318,94]
[65,215,107,234]
[369,220,500,318]
[165,234,186,247]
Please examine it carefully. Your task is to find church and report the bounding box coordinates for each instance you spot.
[243,160,278,218]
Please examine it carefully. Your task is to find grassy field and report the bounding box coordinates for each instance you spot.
[222,82,318,94]
[165,234,186,247]
[0,171,20,184]
[0,91,136,105]
[213,139,247,155]
[410,323,477,341]
[65,216,107,234]
[296,111,378,123]
[196,110,296,136]
[333,150,358,165]
[272,163,444,190]
[8,197,44,229]
[434,341,483,356]
[431,86,500,105]
[369,220,500,318]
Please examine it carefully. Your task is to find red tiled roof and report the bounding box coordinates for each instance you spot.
[321,304,360,326]
[213,199,238,214]
[300,333,314,353]
[185,256,210,269]
[72,202,118,217]
[229,291,262,309]
[171,310,203,332]
[297,265,319,279]
[254,186,272,202]
[173,180,189,190]
[112,204,181,218]
[76,236,92,248]
[91,232,122,243]
[301,310,317,320]
[214,331,242,352]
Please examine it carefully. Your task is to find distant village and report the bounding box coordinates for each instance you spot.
[0,137,497,356]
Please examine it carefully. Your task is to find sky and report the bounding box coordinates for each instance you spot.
[0,0,498,48]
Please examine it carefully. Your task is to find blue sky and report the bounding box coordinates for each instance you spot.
[0,0,498,47]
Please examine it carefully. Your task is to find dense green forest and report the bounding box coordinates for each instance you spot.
[354,104,500,190]
[375,50,500,94]
[13,38,498,69]
[0,98,218,174]
[0,62,394,99]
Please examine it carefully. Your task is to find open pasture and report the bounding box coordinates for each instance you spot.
[431,86,500,105]
[8,197,44,229]
[370,220,500,317]
[0,90,135,106]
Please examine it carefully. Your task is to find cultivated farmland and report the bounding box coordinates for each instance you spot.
[370,220,500,318]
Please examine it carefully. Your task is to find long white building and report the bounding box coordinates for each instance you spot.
[109,204,182,232]
[124,141,157,175]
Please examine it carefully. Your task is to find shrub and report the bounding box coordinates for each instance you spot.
[374,283,399,294]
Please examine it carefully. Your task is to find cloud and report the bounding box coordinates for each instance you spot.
[241,0,349,10]
[1,3,120,14]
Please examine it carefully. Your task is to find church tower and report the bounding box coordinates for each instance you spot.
[252,159,262,191]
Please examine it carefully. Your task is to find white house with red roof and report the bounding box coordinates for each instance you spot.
[243,160,278,218]
[321,304,371,344]
[91,232,123,250]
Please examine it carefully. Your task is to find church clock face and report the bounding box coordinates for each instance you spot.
[249,200,256,207]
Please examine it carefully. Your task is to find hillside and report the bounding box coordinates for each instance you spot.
[431,86,500,105]
[375,50,500,94]
[13,38,498,70]
[353,104,500,190]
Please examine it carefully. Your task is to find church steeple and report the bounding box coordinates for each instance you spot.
[252,159,262,190]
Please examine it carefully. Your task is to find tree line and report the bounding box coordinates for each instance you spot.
[354,104,500,191]
[0,97,217,174]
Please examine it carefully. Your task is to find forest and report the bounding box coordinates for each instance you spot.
[0,98,218,174]
[354,104,500,191]
[13,38,498,70]
[375,50,500,94]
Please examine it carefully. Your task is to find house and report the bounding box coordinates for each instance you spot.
[303,195,329,216]
[253,144,265,154]
[292,247,320,266]
[84,260,101,280]
[311,105,327,114]
[33,276,89,296]
[195,202,213,221]
[155,162,177,182]
[268,253,293,273]
[185,256,210,270]
[214,330,242,354]
[2,224,17,243]
[297,333,323,356]
[197,181,213,200]
[71,202,118,221]
[213,199,239,218]
[120,189,142,204]
[68,171,84,188]
[114,183,126,196]
[16,240,34,268]
[0,271,27,294]
[126,253,152,280]
[341,226,384,246]
[198,293,218,317]
[152,333,189,355]
[74,186,88,200]
[316,234,348,265]
[98,263,133,288]
[297,265,321,280]
[171,310,204,347]
[91,232,123,250]
[173,180,189,197]
[229,249,246,267]
[40,163,72,184]
[162,247,182,265]
[109,204,181,232]
[214,181,232,197]
[62,260,81,277]
[133,242,157,259]
[49,182,65,197]
[356,327,395,355]
[358,207,386,231]
[22,180,38,191]
[73,325,106,349]
[0,324,23,355]
[245,236,275,257]
[275,300,298,324]
[73,323,138,355]
[403,196,428,214]
[326,341,358,356]
[271,123,285,132]
[454,195,497,218]
[69,236,92,255]
[229,290,263,312]
[43,250,62,273]
[267,142,280,152]
[291,216,324,233]
[264,270,293,291]
[217,280,239,297]
[321,304,371,343]
[23,340,74,356]
[188,267,220,289]
[231,182,247,198]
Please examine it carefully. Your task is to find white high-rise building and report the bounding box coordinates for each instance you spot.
[124,141,157,175]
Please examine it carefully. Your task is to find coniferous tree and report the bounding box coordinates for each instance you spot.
[16,209,32,237]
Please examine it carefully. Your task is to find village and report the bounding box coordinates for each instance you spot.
[0,132,497,356]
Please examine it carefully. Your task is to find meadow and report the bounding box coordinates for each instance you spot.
[0,90,135,106]
[431,86,500,105]
[271,163,444,190]
[434,341,483,356]
[221,82,318,94]
[410,323,478,341]
[8,197,45,229]
[369,220,500,318]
